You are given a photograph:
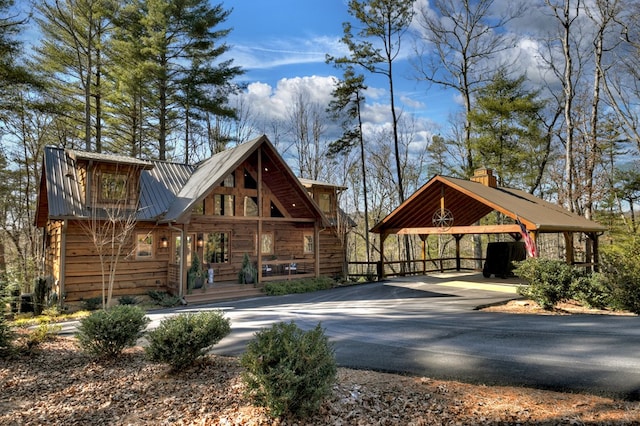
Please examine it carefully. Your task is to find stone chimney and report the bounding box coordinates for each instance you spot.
[470,168,497,187]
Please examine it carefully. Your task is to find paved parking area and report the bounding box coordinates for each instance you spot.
[194,272,640,399]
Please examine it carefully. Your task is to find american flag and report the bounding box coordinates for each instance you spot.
[516,216,538,257]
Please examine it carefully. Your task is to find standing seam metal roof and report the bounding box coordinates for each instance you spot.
[39,136,329,225]
[40,146,195,222]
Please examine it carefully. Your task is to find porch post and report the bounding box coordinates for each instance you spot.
[419,234,427,275]
[314,222,320,278]
[59,219,68,308]
[378,233,387,280]
[454,234,463,271]
[563,232,574,265]
[589,232,600,272]
[179,225,187,298]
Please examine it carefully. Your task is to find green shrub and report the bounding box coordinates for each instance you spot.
[25,323,62,351]
[147,290,180,307]
[515,258,575,310]
[263,277,334,296]
[600,238,640,314]
[238,253,257,284]
[145,310,231,371]
[570,271,611,309]
[118,295,139,305]
[241,321,337,419]
[76,305,149,358]
[81,296,103,311]
[0,315,15,357]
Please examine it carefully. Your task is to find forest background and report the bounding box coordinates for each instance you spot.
[1,0,639,295]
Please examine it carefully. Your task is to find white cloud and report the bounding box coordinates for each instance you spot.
[237,75,339,122]
[400,95,425,109]
[228,36,347,70]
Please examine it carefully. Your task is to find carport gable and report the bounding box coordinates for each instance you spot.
[370,171,607,236]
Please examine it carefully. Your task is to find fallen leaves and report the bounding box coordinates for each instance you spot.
[1,337,639,425]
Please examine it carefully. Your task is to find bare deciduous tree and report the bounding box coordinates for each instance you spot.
[413,0,523,177]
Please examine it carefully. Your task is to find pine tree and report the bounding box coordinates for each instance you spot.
[135,0,242,160]
[468,71,547,190]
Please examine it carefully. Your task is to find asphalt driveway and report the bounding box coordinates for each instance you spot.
[138,272,640,399]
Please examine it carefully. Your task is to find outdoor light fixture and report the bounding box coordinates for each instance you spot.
[160,237,168,248]
[197,235,204,247]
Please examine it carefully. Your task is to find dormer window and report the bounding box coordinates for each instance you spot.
[318,193,331,215]
[99,172,129,203]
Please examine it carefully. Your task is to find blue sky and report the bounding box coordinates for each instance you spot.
[221,0,454,147]
[224,0,347,83]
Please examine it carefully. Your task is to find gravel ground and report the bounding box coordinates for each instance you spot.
[1,334,639,426]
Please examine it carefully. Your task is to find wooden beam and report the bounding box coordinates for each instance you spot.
[390,224,522,235]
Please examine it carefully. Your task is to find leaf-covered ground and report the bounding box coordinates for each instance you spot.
[1,336,639,425]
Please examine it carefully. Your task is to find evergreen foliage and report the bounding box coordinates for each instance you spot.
[241,321,337,418]
[600,237,640,314]
[263,277,334,296]
[147,290,180,307]
[468,70,546,190]
[76,305,149,358]
[238,253,257,284]
[145,311,231,371]
[515,259,575,309]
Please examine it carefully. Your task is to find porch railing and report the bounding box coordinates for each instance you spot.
[260,259,315,281]
[347,256,483,281]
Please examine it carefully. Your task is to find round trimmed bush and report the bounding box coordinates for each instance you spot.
[76,305,149,358]
[145,310,231,371]
[515,258,575,309]
[241,321,337,418]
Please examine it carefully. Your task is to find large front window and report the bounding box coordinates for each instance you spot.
[204,232,229,264]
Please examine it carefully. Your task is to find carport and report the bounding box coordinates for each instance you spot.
[370,169,608,277]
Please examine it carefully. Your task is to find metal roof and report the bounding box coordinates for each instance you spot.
[38,135,332,226]
[139,161,195,220]
[37,147,87,224]
[298,178,347,191]
[370,174,607,234]
[38,147,193,223]
[161,137,259,222]
[161,135,327,224]
[66,149,154,169]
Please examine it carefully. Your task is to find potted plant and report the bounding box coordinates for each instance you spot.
[188,253,205,293]
[238,253,257,284]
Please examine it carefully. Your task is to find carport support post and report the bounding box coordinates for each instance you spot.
[564,232,575,265]
[419,234,427,275]
[378,233,388,280]
[586,232,600,272]
[454,234,463,271]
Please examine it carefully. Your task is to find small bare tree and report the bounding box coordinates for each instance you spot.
[79,163,142,308]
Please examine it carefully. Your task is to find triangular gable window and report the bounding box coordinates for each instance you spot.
[244,169,257,189]
[270,201,283,218]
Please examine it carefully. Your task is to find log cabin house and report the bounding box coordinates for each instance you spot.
[35,135,349,305]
